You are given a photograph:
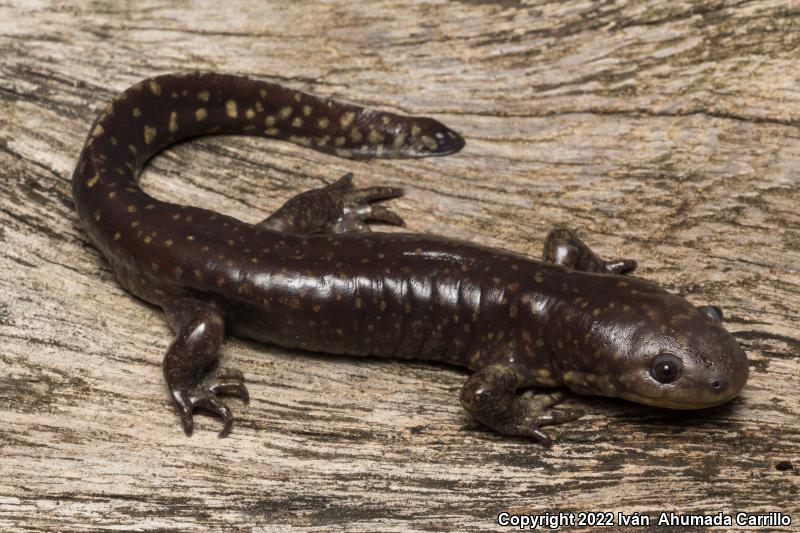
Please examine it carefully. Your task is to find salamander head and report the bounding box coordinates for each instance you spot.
[549,282,749,409]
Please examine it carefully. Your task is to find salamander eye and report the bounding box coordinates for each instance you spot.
[651,353,682,384]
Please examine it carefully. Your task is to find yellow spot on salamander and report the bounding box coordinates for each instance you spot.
[302,105,312,116]
[334,136,346,146]
[143,126,157,144]
[92,124,104,137]
[225,99,238,118]
[318,117,329,129]
[149,81,162,95]
[86,175,100,188]
[350,129,363,143]
[129,144,138,155]
[127,205,137,213]
[265,128,280,136]
[278,106,293,119]
[168,111,178,133]
[132,107,142,118]
[420,135,437,150]
[93,209,101,221]
[340,112,355,128]
[259,89,267,98]
[108,191,116,199]
[144,235,152,244]
[368,128,384,144]
[195,108,207,121]
[255,101,264,112]
[113,231,121,241]
[186,235,195,241]
[265,115,276,126]
[245,108,255,119]
[110,136,118,146]
[165,239,174,247]
[291,117,303,128]
[198,90,210,102]
[411,125,421,136]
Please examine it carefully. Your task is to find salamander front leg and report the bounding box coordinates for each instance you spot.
[542,227,637,275]
[162,297,249,438]
[258,173,405,235]
[460,363,583,445]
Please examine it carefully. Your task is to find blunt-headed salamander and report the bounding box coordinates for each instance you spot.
[72,72,748,444]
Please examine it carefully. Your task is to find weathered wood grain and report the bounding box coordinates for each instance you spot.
[1,0,798,531]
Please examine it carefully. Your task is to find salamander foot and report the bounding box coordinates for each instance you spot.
[258,172,405,235]
[516,390,585,445]
[328,173,405,233]
[543,227,638,275]
[170,367,249,438]
[460,364,585,445]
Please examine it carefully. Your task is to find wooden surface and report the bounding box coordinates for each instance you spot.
[1,1,798,531]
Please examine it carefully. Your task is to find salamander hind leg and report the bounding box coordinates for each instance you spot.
[258,173,405,235]
[460,363,583,445]
[542,227,637,275]
[162,297,249,438]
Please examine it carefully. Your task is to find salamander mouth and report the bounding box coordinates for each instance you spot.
[620,392,739,410]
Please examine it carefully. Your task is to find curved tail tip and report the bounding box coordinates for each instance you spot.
[436,126,466,155]
[416,121,464,157]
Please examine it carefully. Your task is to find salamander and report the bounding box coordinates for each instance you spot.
[72,72,749,443]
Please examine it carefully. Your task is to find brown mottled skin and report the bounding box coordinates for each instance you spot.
[72,73,749,444]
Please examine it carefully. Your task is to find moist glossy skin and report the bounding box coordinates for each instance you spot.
[72,72,749,443]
